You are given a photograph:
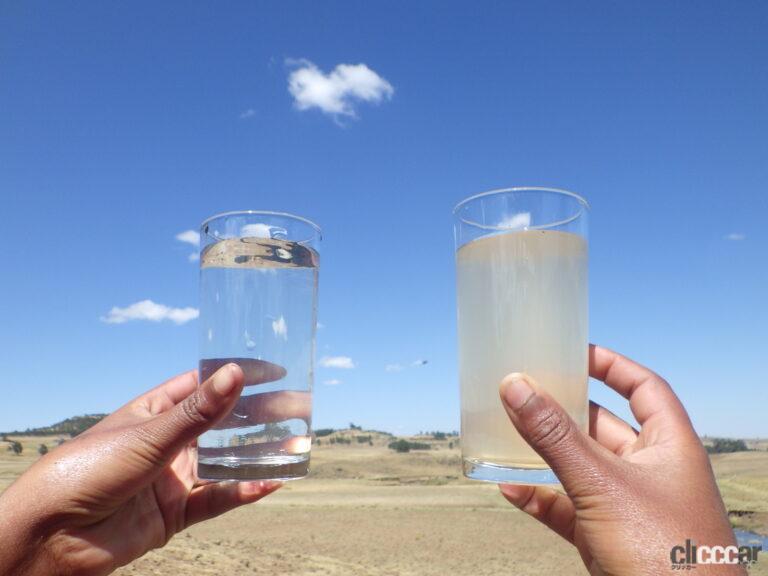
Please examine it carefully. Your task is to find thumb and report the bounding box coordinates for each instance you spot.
[499,373,607,492]
[138,363,244,466]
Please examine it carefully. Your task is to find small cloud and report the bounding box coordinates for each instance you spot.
[323,379,342,386]
[317,322,325,329]
[241,223,281,239]
[386,359,427,372]
[320,356,355,369]
[724,233,746,241]
[287,59,394,119]
[272,315,288,340]
[176,230,200,247]
[239,108,256,119]
[499,213,531,230]
[176,230,200,262]
[101,300,199,325]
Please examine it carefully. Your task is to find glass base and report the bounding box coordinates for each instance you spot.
[463,458,560,485]
[198,455,309,481]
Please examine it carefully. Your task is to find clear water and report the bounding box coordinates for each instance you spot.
[197,237,318,480]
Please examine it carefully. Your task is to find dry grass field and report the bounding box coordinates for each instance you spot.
[2,432,767,575]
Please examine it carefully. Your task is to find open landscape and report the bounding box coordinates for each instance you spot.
[2,428,767,575]
[4,2,767,574]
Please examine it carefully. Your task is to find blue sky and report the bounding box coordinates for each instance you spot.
[1,1,766,436]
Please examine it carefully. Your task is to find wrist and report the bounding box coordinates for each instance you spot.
[0,483,59,575]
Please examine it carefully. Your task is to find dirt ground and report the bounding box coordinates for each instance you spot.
[2,434,767,575]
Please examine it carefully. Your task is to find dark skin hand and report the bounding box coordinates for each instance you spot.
[0,363,292,576]
[498,344,745,576]
[0,346,745,575]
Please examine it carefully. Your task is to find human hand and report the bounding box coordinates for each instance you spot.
[498,345,745,576]
[0,362,285,576]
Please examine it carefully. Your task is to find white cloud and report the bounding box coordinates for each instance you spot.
[287,60,394,119]
[386,359,428,372]
[241,223,281,239]
[499,213,531,230]
[239,108,256,119]
[176,230,200,262]
[323,379,342,386]
[101,300,199,325]
[320,356,355,369]
[176,230,200,247]
[317,322,325,329]
[272,315,288,340]
[724,233,746,241]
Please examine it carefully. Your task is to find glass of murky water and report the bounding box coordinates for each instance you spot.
[453,188,589,485]
[197,211,320,481]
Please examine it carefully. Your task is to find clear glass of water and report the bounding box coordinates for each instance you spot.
[197,211,320,481]
[453,188,589,485]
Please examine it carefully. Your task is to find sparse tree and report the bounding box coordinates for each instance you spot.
[706,438,749,454]
[38,444,49,456]
[448,441,454,449]
[388,439,431,452]
[11,440,22,455]
[389,439,411,453]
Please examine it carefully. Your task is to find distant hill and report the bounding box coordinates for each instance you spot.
[2,414,107,437]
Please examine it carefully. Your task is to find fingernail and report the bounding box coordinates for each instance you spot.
[243,480,280,494]
[499,483,530,502]
[501,374,535,411]
[241,481,263,494]
[212,364,238,396]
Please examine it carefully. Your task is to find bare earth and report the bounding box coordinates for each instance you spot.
[2,433,767,575]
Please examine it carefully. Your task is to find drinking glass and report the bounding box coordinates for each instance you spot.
[453,187,589,484]
[197,211,320,481]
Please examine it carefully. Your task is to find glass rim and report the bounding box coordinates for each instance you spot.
[200,210,323,243]
[453,186,590,232]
